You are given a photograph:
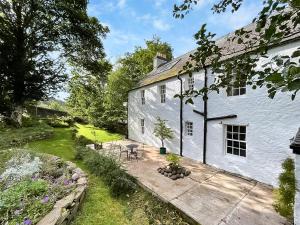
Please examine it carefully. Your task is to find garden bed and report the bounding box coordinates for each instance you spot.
[0,150,87,225]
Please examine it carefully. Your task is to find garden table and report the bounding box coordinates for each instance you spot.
[126,144,139,153]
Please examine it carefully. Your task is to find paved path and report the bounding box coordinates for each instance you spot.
[100,140,289,225]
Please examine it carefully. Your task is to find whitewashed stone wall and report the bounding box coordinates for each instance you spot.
[128,40,300,187]
[295,154,300,225]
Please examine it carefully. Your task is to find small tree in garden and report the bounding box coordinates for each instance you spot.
[153,117,174,148]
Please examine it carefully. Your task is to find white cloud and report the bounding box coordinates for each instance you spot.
[117,0,127,9]
[153,19,171,31]
[208,3,261,30]
[153,0,167,7]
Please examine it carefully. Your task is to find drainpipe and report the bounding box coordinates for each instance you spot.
[177,74,183,156]
[203,66,208,164]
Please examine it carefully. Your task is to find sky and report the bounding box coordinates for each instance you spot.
[57,0,263,100]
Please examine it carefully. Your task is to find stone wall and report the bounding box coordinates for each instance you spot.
[37,161,88,225]
[295,154,300,225]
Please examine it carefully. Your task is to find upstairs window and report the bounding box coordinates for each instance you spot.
[141,90,145,105]
[225,125,246,157]
[188,76,194,91]
[160,85,166,103]
[141,119,145,134]
[185,121,193,136]
[227,74,246,96]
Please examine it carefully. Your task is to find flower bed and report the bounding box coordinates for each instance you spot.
[0,150,87,225]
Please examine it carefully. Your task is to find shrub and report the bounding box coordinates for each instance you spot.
[274,158,296,221]
[166,153,181,169]
[75,135,93,146]
[74,146,90,160]
[83,151,136,197]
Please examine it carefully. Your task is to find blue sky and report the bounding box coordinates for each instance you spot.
[88,0,263,62]
[57,0,262,100]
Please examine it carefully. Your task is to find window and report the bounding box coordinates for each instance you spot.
[185,121,193,136]
[225,125,246,157]
[160,85,166,103]
[187,76,194,91]
[227,74,246,96]
[141,119,145,134]
[141,90,145,105]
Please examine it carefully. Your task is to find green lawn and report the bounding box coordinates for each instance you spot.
[75,123,124,143]
[27,127,130,225]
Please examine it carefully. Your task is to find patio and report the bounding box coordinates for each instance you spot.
[90,140,288,225]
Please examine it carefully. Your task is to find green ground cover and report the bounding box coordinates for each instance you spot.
[75,123,124,143]
[26,127,190,225]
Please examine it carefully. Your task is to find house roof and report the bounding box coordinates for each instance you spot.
[135,20,300,90]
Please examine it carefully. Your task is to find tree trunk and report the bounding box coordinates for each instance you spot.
[10,105,23,127]
[161,139,164,148]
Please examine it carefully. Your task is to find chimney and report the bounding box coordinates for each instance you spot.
[153,53,168,69]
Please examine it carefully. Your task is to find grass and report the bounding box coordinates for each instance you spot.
[26,126,191,225]
[0,122,53,150]
[27,127,130,225]
[75,123,124,143]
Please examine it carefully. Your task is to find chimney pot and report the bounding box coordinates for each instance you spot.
[153,53,168,69]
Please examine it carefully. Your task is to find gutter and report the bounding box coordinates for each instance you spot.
[177,74,183,156]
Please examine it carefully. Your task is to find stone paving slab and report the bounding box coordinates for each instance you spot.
[102,140,288,225]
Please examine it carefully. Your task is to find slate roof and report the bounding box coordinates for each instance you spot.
[136,20,300,89]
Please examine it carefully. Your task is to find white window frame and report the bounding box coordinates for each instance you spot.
[188,76,194,91]
[141,119,145,134]
[141,90,145,105]
[225,125,246,157]
[227,73,246,96]
[185,121,193,136]
[159,85,166,103]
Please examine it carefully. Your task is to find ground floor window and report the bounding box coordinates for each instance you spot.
[141,119,145,134]
[225,125,246,157]
[185,121,193,136]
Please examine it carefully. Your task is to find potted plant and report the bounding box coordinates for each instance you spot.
[153,117,174,154]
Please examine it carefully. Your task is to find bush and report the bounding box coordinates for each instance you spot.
[274,158,296,221]
[166,153,181,168]
[84,151,136,197]
[74,146,90,160]
[75,135,93,146]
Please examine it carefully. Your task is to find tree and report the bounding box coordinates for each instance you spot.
[67,60,112,126]
[173,0,300,99]
[153,117,174,148]
[0,0,108,125]
[102,37,173,131]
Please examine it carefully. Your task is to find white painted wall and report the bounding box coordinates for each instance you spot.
[295,154,300,225]
[128,40,300,186]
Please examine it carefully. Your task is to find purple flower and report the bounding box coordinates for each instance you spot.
[23,218,32,225]
[63,179,69,185]
[41,195,49,204]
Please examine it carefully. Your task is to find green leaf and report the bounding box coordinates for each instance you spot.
[288,79,300,91]
[265,73,283,83]
[291,50,300,58]
[185,98,194,105]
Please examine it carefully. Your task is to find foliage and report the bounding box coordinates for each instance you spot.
[0,150,74,225]
[274,158,296,221]
[0,0,108,124]
[44,115,74,128]
[75,135,93,147]
[67,60,112,126]
[102,37,173,131]
[0,121,53,150]
[38,99,68,112]
[84,151,137,197]
[28,127,191,225]
[153,117,174,148]
[173,0,300,100]
[166,153,181,168]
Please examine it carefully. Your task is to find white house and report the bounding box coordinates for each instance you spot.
[128,23,300,187]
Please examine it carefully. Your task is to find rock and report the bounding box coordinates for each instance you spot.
[172,170,176,175]
[164,172,168,176]
[180,173,184,178]
[176,174,181,179]
[184,170,191,176]
[168,173,172,177]
[170,175,177,180]
[77,177,87,186]
[157,168,161,172]
[72,173,79,181]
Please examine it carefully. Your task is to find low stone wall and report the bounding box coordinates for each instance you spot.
[37,161,88,225]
